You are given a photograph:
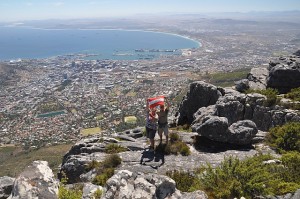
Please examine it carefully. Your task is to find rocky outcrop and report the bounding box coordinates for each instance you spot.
[59,129,267,184]
[294,50,300,56]
[247,67,269,90]
[8,161,58,199]
[235,67,269,92]
[267,55,300,93]
[59,135,119,183]
[235,54,300,94]
[0,176,15,199]
[177,81,222,125]
[178,82,300,144]
[103,170,207,199]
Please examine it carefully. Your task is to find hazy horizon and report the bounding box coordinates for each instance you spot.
[1,0,300,22]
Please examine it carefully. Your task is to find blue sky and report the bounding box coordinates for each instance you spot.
[0,0,300,22]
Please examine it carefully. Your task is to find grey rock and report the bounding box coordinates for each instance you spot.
[103,170,182,199]
[181,190,208,199]
[291,189,300,199]
[60,152,107,183]
[216,100,245,125]
[253,105,272,131]
[247,67,269,90]
[227,120,258,145]
[8,161,58,199]
[177,81,221,125]
[267,56,300,93]
[235,79,249,92]
[82,182,103,199]
[193,116,229,142]
[0,176,15,199]
[192,105,217,125]
[294,50,300,56]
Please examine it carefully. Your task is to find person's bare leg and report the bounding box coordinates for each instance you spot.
[150,139,155,149]
[166,135,169,145]
[158,129,163,143]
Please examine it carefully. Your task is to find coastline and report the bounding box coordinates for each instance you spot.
[0,25,201,61]
[2,25,202,48]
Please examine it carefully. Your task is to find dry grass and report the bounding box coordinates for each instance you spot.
[81,127,101,136]
[0,144,72,177]
[124,116,137,124]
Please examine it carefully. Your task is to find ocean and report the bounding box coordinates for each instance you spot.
[0,27,200,61]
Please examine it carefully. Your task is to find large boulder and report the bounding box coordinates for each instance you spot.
[193,116,258,145]
[0,176,15,199]
[267,56,300,93]
[227,120,258,145]
[247,67,269,90]
[192,116,229,142]
[8,161,58,199]
[177,81,222,125]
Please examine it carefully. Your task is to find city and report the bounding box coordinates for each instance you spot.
[0,15,300,149]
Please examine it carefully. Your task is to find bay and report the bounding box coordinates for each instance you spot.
[0,27,200,61]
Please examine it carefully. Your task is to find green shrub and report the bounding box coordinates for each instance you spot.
[105,143,127,154]
[164,141,191,156]
[102,154,122,168]
[155,132,191,156]
[245,88,279,107]
[169,132,180,143]
[180,144,191,156]
[280,151,300,183]
[85,160,101,172]
[168,154,300,199]
[58,185,83,199]
[166,170,197,192]
[285,87,300,101]
[91,154,121,186]
[93,168,115,186]
[266,122,300,153]
[93,188,103,199]
[58,182,83,199]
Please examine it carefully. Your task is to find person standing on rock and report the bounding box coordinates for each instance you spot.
[145,99,158,151]
[157,97,170,144]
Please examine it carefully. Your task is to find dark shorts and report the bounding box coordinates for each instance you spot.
[146,126,156,139]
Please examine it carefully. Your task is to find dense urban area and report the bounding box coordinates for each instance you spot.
[1,15,300,148]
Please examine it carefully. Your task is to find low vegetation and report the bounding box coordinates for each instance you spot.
[245,88,279,107]
[170,124,192,132]
[285,87,300,102]
[167,122,300,198]
[156,132,191,156]
[105,143,127,154]
[58,172,83,199]
[0,144,72,177]
[86,154,121,186]
[283,87,300,110]
[199,68,251,87]
[168,153,300,199]
[266,122,300,153]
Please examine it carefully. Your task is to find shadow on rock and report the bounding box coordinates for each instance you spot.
[193,135,254,153]
[140,144,165,168]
